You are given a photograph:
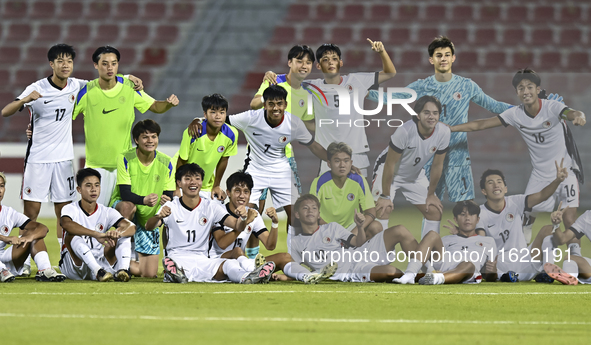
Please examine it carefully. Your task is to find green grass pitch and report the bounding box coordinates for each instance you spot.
[1,209,590,345]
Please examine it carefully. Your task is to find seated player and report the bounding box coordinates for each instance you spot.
[178,94,238,202]
[59,168,136,282]
[227,84,328,230]
[394,201,497,285]
[109,119,175,278]
[474,164,567,282]
[145,164,275,284]
[0,172,65,282]
[311,142,382,238]
[374,96,449,239]
[285,194,419,283]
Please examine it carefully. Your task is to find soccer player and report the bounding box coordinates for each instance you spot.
[373,96,450,239]
[286,194,419,283]
[310,142,382,238]
[473,165,567,282]
[0,172,65,282]
[451,69,585,248]
[145,164,276,284]
[227,85,328,229]
[59,168,136,282]
[367,36,512,203]
[73,45,179,206]
[177,94,238,202]
[0,44,142,249]
[265,39,396,177]
[109,120,175,278]
[393,201,497,285]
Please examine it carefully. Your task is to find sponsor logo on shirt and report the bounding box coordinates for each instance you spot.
[43,100,54,104]
[217,146,225,153]
[506,213,515,222]
[199,217,208,226]
[102,108,118,114]
[347,193,355,201]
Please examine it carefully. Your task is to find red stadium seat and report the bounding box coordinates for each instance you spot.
[473,28,497,46]
[399,50,423,68]
[368,49,394,68]
[533,6,555,22]
[36,24,62,43]
[502,28,525,46]
[118,48,137,65]
[127,70,151,89]
[59,1,84,19]
[567,52,589,70]
[360,27,383,42]
[64,24,91,43]
[171,2,195,21]
[397,5,419,22]
[6,24,32,42]
[153,25,179,45]
[302,27,325,45]
[343,4,365,21]
[75,71,95,82]
[93,24,120,45]
[256,48,284,69]
[558,28,582,47]
[424,5,446,21]
[242,72,264,91]
[87,2,112,20]
[344,50,366,69]
[451,5,473,21]
[560,5,583,22]
[370,4,391,21]
[315,4,337,21]
[24,47,49,64]
[331,27,352,45]
[417,28,440,44]
[480,5,501,22]
[0,47,21,65]
[285,4,309,22]
[123,25,150,44]
[269,26,295,44]
[512,51,534,69]
[0,92,15,108]
[143,2,166,20]
[31,1,56,18]
[4,1,28,17]
[446,28,469,46]
[14,70,39,88]
[456,51,479,70]
[141,48,167,66]
[387,28,410,45]
[530,28,554,46]
[505,6,528,22]
[114,2,139,20]
[483,52,506,69]
[538,52,562,70]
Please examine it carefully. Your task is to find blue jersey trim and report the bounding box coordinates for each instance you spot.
[347,173,366,194]
[76,85,87,105]
[123,157,128,171]
[197,121,236,145]
[116,76,124,84]
[277,74,287,83]
[315,171,366,194]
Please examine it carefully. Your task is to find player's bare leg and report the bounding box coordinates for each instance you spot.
[221,247,245,259]
[115,201,137,221]
[415,203,442,239]
[393,230,442,284]
[284,205,292,232]
[562,207,581,255]
[137,253,158,278]
[420,261,475,285]
[370,265,403,282]
[246,235,260,258]
[364,220,382,240]
[54,201,71,241]
[565,255,591,280]
[266,252,292,271]
[20,200,41,276]
[383,225,419,253]
[530,225,555,264]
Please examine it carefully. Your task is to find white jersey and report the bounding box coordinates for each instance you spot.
[440,234,497,272]
[17,77,87,163]
[306,72,378,154]
[389,119,450,183]
[160,196,230,256]
[498,99,572,181]
[61,201,125,251]
[229,109,313,176]
[209,204,268,258]
[477,195,530,254]
[0,205,31,252]
[570,210,591,240]
[291,223,355,272]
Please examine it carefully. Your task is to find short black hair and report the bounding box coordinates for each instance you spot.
[428,36,455,57]
[76,168,101,187]
[176,163,205,181]
[479,169,506,190]
[92,46,120,63]
[202,93,228,113]
[262,84,288,102]
[132,119,161,141]
[512,68,541,89]
[452,201,481,218]
[226,170,254,191]
[288,45,315,63]
[316,43,341,61]
[414,95,442,114]
[48,44,76,62]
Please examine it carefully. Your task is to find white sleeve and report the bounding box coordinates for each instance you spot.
[212,202,231,225]
[107,208,125,230]
[158,201,175,227]
[389,126,407,153]
[498,108,516,128]
[332,223,354,243]
[61,204,77,220]
[250,214,268,237]
[546,100,569,119]
[73,78,89,88]
[8,208,30,229]
[352,72,379,90]
[437,126,451,151]
[16,84,38,107]
[510,194,529,214]
[228,110,253,131]
[292,115,313,145]
[290,236,303,263]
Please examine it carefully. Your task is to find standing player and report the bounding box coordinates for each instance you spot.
[393,201,498,285]
[374,96,450,239]
[145,164,276,284]
[310,142,382,238]
[73,46,179,206]
[109,120,175,278]
[368,36,512,203]
[451,69,585,250]
[177,94,238,202]
[227,85,328,229]
[59,168,136,282]
[0,172,65,282]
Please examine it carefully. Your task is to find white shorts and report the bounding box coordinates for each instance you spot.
[169,251,228,283]
[372,169,429,205]
[496,244,544,281]
[0,247,25,276]
[93,168,117,207]
[332,262,377,283]
[525,173,579,213]
[331,231,392,283]
[58,249,115,281]
[21,160,76,203]
[198,190,224,205]
[319,153,370,178]
[247,170,292,208]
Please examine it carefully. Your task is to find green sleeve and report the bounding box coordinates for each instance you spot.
[310,178,318,196]
[73,91,86,120]
[255,80,270,97]
[178,129,191,161]
[222,127,239,157]
[164,158,176,192]
[361,176,376,210]
[116,153,132,186]
[134,90,156,113]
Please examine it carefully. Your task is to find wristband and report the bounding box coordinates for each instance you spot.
[260,96,265,104]
[241,216,247,222]
[552,223,560,232]
[271,222,279,229]
[379,194,390,200]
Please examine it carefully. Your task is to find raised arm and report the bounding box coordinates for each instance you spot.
[2,91,41,117]
[564,108,586,126]
[306,141,328,162]
[451,116,503,132]
[367,39,396,84]
[527,159,568,209]
[149,94,179,114]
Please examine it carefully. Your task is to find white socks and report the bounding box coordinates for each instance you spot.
[33,251,51,271]
[115,237,132,271]
[421,219,440,239]
[562,260,579,278]
[541,235,555,265]
[70,236,101,275]
[377,218,389,231]
[568,243,582,257]
[283,262,311,282]
[237,256,255,272]
[222,259,249,283]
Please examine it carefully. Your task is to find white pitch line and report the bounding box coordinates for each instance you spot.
[0,313,588,326]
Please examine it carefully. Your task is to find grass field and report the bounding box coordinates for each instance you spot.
[1,209,590,345]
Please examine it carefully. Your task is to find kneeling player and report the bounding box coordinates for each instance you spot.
[146,164,275,284]
[60,169,136,282]
[394,201,497,285]
[0,172,65,282]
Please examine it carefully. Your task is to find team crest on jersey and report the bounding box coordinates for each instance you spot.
[347,193,355,201]
[453,92,462,101]
[96,223,104,232]
[0,225,8,234]
[322,236,331,244]
[246,225,252,232]
[119,96,127,104]
[217,146,225,153]
[506,213,515,222]
[278,136,288,143]
[199,217,208,226]
[298,99,305,108]
[429,146,437,154]
[24,187,31,195]
[475,241,484,247]
[68,94,76,103]
[154,175,160,183]
[543,121,551,128]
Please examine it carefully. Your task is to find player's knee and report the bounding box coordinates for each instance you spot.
[233,247,245,258]
[458,261,475,274]
[117,201,136,218]
[538,225,554,237]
